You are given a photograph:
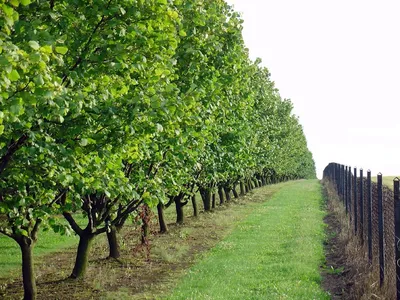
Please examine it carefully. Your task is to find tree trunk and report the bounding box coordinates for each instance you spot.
[248,179,254,190]
[245,183,249,193]
[106,224,120,259]
[224,187,231,202]
[200,188,211,211]
[218,187,225,204]
[71,231,95,278]
[253,179,259,188]
[157,202,168,233]
[175,197,184,224]
[212,193,216,209]
[18,237,36,300]
[240,182,245,196]
[192,195,198,217]
[232,186,239,198]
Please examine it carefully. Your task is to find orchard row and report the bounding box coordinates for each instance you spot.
[0,1,315,299]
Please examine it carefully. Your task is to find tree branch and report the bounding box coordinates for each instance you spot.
[6,81,30,102]
[62,0,113,85]
[50,189,68,207]
[0,134,29,175]
[31,218,42,242]
[98,195,119,224]
[95,226,107,235]
[86,195,94,232]
[62,212,83,236]
[165,196,175,208]
[112,199,141,227]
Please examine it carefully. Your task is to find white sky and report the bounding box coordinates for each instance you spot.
[226,0,400,178]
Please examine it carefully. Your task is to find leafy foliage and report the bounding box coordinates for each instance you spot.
[0,0,316,297]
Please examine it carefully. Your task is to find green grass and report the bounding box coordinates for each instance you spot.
[166,180,329,300]
[0,216,84,279]
[372,176,400,189]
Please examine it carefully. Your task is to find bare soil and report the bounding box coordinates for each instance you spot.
[321,203,355,299]
[0,186,281,300]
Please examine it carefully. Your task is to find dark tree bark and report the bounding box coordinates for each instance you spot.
[0,134,28,175]
[224,187,231,202]
[18,237,36,300]
[157,202,168,233]
[218,186,225,204]
[232,185,239,198]
[212,193,216,209]
[191,195,198,217]
[106,223,120,259]
[200,188,211,211]
[261,176,266,186]
[253,179,259,188]
[175,196,184,224]
[71,230,95,278]
[245,183,249,193]
[248,179,254,190]
[240,182,245,196]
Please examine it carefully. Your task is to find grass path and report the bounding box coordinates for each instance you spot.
[167,180,329,300]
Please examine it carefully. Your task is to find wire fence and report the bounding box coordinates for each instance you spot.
[323,162,400,299]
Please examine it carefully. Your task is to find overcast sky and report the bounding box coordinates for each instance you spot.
[225,0,400,178]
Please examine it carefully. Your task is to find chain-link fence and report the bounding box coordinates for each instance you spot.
[323,162,400,299]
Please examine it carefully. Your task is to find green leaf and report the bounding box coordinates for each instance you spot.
[0,125,4,135]
[2,5,14,16]
[9,0,19,7]
[20,0,32,6]
[28,40,40,50]
[80,139,88,147]
[41,45,52,54]
[19,229,29,237]
[156,124,164,132]
[55,46,68,55]
[34,74,44,86]
[8,69,20,81]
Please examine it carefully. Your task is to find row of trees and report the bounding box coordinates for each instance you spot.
[0,0,316,299]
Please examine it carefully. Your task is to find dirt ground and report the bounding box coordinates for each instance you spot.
[321,201,355,299]
[0,186,281,300]
[4,181,380,300]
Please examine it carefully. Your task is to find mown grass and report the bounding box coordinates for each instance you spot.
[166,180,329,300]
[0,216,85,279]
[1,183,289,299]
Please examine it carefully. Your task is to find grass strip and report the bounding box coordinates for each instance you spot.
[0,217,85,279]
[166,180,329,300]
